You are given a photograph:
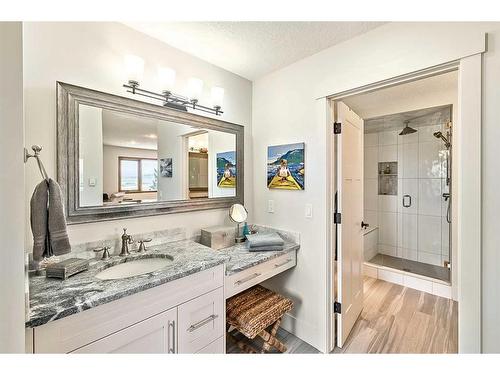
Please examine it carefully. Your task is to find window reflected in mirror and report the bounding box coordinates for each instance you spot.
[78,104,236,208]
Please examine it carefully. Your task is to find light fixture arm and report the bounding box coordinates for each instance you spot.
[123,81,223,116]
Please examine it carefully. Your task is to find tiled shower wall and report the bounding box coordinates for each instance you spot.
[364,111,451,267]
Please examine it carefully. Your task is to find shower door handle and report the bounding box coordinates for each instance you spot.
[403,195,412,208]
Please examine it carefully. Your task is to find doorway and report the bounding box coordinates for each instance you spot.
[330,68,460,352]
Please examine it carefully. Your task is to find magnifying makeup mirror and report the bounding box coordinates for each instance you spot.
[229,203,248,243]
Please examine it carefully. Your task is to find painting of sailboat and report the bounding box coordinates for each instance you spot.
[217,151,236,188]
[267,143,305,190]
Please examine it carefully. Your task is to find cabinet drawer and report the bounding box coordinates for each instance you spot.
[196,336,225,354]
[177,287,224,353]
[225,251,296,298]
[71,307,177,354]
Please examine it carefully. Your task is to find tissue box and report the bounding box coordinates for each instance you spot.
[45,258,89,279]
[200,225,235,250]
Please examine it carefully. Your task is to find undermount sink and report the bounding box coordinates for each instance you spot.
[95,257,173,280]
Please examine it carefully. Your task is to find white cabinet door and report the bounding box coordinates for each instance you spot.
[177,287,224,353]
[71,307,177,354]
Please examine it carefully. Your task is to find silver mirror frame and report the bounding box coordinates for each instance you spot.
[57,81,244,224]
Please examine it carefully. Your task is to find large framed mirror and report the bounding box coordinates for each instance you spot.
[57,82,244,224]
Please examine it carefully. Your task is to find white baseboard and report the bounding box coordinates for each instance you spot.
[363,263,453,300]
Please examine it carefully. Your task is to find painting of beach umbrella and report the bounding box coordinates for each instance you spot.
[267,143,305,190]
[217,151,236,188]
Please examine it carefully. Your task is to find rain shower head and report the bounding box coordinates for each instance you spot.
[399,121,417,136]
[433,131,451,149]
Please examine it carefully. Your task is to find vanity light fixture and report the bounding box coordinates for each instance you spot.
[211,86,225,114]
[123,60,224,116]
[124,54,145,90]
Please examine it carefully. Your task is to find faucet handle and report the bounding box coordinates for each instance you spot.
[93,246,111,260]
[137,238,152,253]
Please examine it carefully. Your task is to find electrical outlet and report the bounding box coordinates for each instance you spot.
[305,204,313,218]
[268,200,274,213]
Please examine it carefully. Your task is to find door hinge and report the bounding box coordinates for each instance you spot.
[334,212,341,224]
[333,122,341,134]
[334,302,341,314]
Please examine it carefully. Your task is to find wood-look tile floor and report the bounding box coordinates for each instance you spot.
[226,327,320,354]
[227,277,457,354]
[333,277,458,354]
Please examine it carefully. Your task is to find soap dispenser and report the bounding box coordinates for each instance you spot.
[242,222,250,236]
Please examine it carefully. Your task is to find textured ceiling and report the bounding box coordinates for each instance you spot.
[124,22,386,80]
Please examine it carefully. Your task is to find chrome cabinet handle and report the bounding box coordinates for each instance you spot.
[235,272,261,285]
[403,194,412,208]
[187,314,218,332]
[274,259,292,268]
[168,320,176,353]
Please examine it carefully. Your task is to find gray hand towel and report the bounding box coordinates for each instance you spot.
[246,232,285,248]
[247,244,285,252]
[30,180,49,261]
[30,179,71,261]
[48,179,71,257]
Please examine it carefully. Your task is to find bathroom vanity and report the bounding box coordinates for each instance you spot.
[24,82,298,354]
[25,232,298,354]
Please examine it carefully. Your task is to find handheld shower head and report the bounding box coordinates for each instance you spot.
[433,131,451,149]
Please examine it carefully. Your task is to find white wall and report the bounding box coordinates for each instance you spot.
[0,22,25,353]
[252,22,498,352]
[79,105,103,207]
[208,130,237,198]
[157,122,193,201]
[23,22,253,249]
[103,145,157,195]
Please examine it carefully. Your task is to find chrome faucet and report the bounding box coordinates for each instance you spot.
[120,228,134,256]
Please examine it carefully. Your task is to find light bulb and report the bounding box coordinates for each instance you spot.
[158,67,176,92]
[187,77,203,101]
[211,86,224,108]
[124,54,144,84]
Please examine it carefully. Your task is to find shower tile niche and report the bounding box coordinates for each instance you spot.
[378,161,398,195]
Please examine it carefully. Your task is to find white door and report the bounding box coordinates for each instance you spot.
[335,101,364,348]
[71,307,177,353]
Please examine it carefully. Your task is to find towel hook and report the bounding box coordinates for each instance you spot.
[24,145,50,182]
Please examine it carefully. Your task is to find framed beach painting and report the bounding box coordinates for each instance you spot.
[160,158,173,177]
[216,151,236,188]
[267,142,305,190]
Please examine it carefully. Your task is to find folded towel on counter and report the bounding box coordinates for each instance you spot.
[247,244,285,252]
[31,178,71,261]
[245,232,285,248]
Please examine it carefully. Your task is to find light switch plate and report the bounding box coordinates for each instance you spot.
[305,204,313,218]
[88,177,96,187]
[268,200,274,213]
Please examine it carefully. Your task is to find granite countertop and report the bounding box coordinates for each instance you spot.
[26,236,299,329]
[219,241,299,276]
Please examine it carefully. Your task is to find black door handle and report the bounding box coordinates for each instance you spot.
[361,221,369,229]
